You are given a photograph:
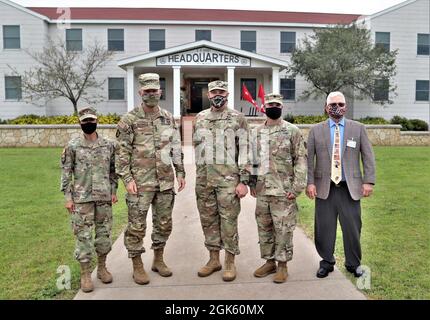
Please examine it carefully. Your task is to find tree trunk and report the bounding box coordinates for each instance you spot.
[72,102,78,116]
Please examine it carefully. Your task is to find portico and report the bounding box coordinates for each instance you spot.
[118,40,288,117]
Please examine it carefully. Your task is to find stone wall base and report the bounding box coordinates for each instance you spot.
[0,120,429,147]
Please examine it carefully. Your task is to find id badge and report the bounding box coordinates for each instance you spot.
[347,139,357,148]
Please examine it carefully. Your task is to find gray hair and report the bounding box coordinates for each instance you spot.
[326,91,346,104]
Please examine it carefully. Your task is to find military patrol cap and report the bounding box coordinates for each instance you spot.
[208,80,228,92]
[138,73,160,90]
[265,93,283,105]
[78,106,98,121]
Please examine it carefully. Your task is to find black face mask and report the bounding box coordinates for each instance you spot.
[81,122,97,134]
[210,95,227,108]
[265,107,282,120]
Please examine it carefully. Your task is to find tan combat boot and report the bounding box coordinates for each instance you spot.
[151,248,172,277]
[253,259,277,278]
[131,256,150,285]
[97,254,113,284]
[197,250,222,277]
[273,261,288,283]
[80,261,94,293]
[222,251,236,282]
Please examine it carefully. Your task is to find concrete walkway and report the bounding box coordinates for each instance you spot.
[75,164,366,300]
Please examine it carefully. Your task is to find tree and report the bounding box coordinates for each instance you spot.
[9,37,114,114]
[288,23,398,105]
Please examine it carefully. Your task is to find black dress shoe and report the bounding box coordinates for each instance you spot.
[316,266,334,278]
[346,265,364,277]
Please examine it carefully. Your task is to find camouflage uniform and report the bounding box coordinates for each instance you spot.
[116,76,185,258]
[60,107,118,263]
[193,81,249,255]
[250,96,307,263]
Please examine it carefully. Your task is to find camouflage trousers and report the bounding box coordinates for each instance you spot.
[255,195,298,262]
[71,201,113,263]
[196,184,241,255]
[124,189,175,258]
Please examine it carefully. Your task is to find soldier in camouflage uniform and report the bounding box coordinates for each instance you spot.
[61,106,118,293]
[116,73,185,285]
[193,80,249,282]
[249,93,307,283]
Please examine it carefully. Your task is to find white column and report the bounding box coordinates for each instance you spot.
[172,66,181,117]
[227,67,235,108]
[263,73,270,95]
[126,66,135,112]
[272,67,280,94]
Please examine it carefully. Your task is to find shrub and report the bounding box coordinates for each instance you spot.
[283,113,295,123]
[98,113,121,124]
[282,114,429,131]
[390,116,414,131]
[390,116,429,131]
[355,116,390,125]
[408,119,429,131]
[2,113,121,125]
[283,114,328,124]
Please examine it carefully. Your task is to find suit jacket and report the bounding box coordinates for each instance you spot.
[307,118,376,200]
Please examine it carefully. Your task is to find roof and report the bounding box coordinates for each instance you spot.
[0,0,50,21]
[356,0,418,23]
[27,7,361,25]
[117,40,290,69]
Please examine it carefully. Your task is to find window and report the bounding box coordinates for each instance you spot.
[241,31,256,52]
[280,79,295,100]
[195,30,211,41]
[417,34,429,55]
[280,32,295,53]
[108,29,124,51]
[149,29,165,51]
[108,78,124,100]
[373,79,389,101]
[66,29,82,51]
[375,32,390,52]
[416,80,429,101]
[240,78,256,100]
[3,25,20,49]
[160,77,166,100]
[5,76,22,100]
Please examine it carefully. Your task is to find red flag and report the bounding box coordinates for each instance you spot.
[242,83,260,111]
[258,84,266,113]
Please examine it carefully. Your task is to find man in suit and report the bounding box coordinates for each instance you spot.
[306,91,376,278]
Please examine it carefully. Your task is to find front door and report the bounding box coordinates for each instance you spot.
[189,78,218,114]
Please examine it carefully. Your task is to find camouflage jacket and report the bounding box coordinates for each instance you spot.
[193,107,249,188]
[250,120,307,197]
[115,105,185,192]
[60,134,118,203]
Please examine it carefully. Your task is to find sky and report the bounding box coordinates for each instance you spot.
[13,0,408,15]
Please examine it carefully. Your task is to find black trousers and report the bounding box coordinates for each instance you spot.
[315,181,362,269]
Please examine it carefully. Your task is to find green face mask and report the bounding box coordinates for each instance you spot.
[142,93,160,107]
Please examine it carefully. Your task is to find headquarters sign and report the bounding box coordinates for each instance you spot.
[157,47,251,66]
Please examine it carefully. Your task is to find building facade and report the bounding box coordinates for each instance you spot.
[0,0,429,122]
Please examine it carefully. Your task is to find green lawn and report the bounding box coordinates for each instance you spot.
[0,148,128,299]
[297,146,430,299]
[0,147,429,299]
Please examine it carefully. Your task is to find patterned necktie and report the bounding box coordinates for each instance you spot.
[331,124,342,184]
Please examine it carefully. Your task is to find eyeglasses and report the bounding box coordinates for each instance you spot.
[328,102,346,108]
